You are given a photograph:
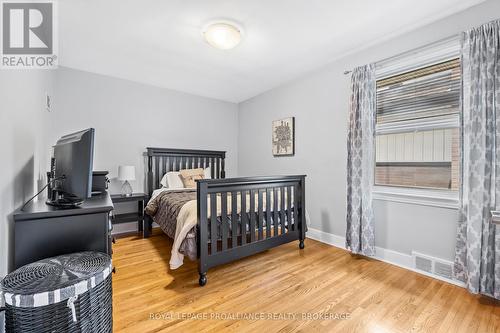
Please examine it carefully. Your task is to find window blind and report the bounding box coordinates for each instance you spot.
[376,58,460,124]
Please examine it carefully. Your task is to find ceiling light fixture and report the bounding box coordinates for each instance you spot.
[202,21,243,50]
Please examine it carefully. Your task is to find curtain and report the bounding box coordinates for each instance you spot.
[454,19,500,299]
[346,64,376,256]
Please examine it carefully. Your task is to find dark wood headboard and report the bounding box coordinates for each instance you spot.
[146,147,226,196]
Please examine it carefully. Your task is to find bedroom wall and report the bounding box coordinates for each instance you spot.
[237,0,500,263]
[50,67,239,233]
[0,70,54,330]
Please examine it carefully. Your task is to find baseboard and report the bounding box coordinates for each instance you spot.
[306,228,345,249]
[307,228,465,288]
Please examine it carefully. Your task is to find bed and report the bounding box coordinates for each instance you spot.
[143,147,306,286]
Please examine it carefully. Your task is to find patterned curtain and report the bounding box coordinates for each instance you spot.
[454,19,500,299]
[346,64,376,256]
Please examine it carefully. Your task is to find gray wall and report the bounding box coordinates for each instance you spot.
[238,0,500,261]
[50,67,239,232]
[0,70,54,330]
[0,71,54,276]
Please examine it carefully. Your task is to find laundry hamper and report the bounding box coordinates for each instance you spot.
[0,251,112,333]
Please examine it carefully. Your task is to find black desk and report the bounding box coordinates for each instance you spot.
[13,192,114,269]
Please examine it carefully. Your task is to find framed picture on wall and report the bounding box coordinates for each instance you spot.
[272,117,295,156]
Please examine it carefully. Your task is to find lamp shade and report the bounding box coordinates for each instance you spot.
[118,165,135,181]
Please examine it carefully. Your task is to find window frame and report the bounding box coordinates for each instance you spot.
[372,38,460,209]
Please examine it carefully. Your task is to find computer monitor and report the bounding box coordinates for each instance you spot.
[52,128,95,200]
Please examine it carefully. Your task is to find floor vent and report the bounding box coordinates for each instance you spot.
[414,254,433,273]
[412,252,454,280]
[434,260,453,280]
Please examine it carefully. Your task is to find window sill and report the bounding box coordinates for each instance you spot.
[372,186,459,209]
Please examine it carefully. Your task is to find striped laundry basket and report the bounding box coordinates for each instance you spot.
[0,252,112,333]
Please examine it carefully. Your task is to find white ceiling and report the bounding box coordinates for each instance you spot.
[59,0,484,103]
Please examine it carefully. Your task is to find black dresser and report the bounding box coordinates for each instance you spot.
[13,192,114,269]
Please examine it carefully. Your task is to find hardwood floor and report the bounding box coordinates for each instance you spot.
[112,229,500,333]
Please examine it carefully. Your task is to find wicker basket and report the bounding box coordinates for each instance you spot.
[1,252,112,333]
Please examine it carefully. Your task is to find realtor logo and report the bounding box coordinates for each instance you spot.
[1,1,57,69]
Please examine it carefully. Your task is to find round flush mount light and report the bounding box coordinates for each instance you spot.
[202,21,243,50]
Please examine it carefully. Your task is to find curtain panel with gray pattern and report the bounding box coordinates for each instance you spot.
[346,64,376,256]
[454,19,500,299]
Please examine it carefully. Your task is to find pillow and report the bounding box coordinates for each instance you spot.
[160,173,169,188]
[166,171,184,189]
[179,168,204,188]
[204,167,212,179]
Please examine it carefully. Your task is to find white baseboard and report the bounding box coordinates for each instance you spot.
[307,228,465,288]
[306,228,345,249]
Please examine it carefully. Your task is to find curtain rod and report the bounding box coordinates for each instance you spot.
[343,34,459,76]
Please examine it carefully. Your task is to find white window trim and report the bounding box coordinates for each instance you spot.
[373,36,461,209]
[372,185,459,209]
[376,35,460,79]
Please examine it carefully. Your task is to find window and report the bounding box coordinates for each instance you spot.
[375,59,460,191]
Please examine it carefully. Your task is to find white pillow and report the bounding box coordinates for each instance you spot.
[159,171,184,188]
[204,167,212,179]
[160,169,211,188]
[160,174,169,188]
[166,171,184,189]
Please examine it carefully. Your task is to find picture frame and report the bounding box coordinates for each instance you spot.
[272,117,295,156]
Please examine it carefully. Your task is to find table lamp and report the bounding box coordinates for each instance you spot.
[118,165,135,197]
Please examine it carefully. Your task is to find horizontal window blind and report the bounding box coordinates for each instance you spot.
[376,58,460,124]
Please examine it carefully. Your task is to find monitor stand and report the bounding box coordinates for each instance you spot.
[46,190,84,208]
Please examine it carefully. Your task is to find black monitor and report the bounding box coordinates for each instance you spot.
[52,128,95,200]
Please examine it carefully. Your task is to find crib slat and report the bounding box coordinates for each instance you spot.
[210,193,217,254]
[280,186,286,235]
[241,190,247,245]
[221,158,225,178]
[250,190,256,243]
[293,185,298,233]
[258,190,263,240]
[154,157,160,189]
[168,157,173,172]
[231,191,238,248]
[210,158,215,178]
[266,188,271,238]
[287,186,292,231]
[273,188,279,236]
[161,156,166,178]
[221,192,228,251]
[216,158,220,179]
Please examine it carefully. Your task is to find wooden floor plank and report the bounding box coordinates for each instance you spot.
[112,229,499,333]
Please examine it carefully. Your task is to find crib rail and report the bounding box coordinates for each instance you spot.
[196,175,306,285]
